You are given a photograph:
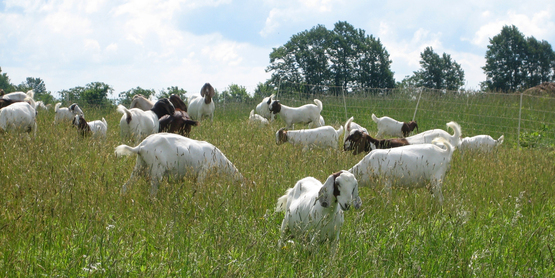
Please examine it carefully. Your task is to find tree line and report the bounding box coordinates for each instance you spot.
[1,22,553,106]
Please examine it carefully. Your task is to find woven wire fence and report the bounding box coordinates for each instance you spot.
[266,81,555,147]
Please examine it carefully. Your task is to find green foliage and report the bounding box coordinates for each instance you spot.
[266,21,395,92]
[157,86,187,100]
[253,82,276,100]
[519,124,551,148]
[15,77,55,104]
[117,86,156,106]
[0,67,15,92]
[219,84,251,103]
[482,25,555,92]
[59,82,113,107]
[409,46,465,91]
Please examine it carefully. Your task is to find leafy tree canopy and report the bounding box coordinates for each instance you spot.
[118,87,157,106]
[482,25,555,92]
[60,82,113,107]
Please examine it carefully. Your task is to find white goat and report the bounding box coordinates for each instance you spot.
[343,116,369,149]
[255,94,275,121]
[460,134,504,156]
[72,114,108,138]
[371,113,418,138]
[34,101,48,111]
[54,103,84,124]
[276,125,344,151]
[0,100,37,136]
[268,99,323,129]
[405,121,462,149]
[115,133,244,196]
[248,109,269,126]
[275,171,361,245]
[188,83,215,121]
[348,137,454,204]
[2,90,34,101]
[117,98,175,143]
[308,115,325,129]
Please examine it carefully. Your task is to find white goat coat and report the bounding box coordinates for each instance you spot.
[372,114,407,138]
[74,115,108,138]
[188,95,215,121]
[117,105,161,142]
[255,95,274,121]
[248,110,269,126]
[349,138,454,204]
[54,103,84,124]
[271,99,323,129]
[405,121,461,148]
[0,102,37,135]
[115,133,244,195]
[275,171,361,244]
[460,135,504,154]
[277,125,344,151]
[2,90,34,101]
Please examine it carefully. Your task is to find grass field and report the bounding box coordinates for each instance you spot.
[1,94,555,277]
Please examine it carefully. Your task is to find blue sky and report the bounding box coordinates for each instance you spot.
[1,0,554,98]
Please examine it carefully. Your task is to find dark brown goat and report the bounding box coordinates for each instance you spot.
[159,111,198,137]
[0,98,22,109]
[72,114,91,136]
[401,121,419,137]
[344,130,410,155]
[169,94,188,112]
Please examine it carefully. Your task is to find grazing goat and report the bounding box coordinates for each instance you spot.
[159,94,198,137]
[0,98,22,109]
[343,116,369,147]
[72,114,108,138]
[115,133,244,196]
[129,94,155,111]
[248,109,269,126]
[117,98,175,143]
[188,83,215,121]
[54,103,84,124]
[255,94,275,121]
[372,113,418,138]
[308,115,325,129]
[276,125,344,151]
[0,101,37,136]
[460,134,504,156]
[268,99,323,129]
[34,101,48,111]
[343,130,410,155]
[348,137,454,204]
[275,171,361,245]
[404,121,462,148]
[2,90,34,101]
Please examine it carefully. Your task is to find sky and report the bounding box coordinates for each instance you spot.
[1,0,554,99]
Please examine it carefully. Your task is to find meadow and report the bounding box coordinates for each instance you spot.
[1,92,555,277]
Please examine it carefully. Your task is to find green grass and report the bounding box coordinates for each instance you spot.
[1,94,554,276]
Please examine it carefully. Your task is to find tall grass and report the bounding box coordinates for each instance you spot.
[0,97,554,276]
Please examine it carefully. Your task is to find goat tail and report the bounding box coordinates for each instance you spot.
[116,105,132,120]
[336,125,345,137]
[496,135,504,145]
[275,188,293,212]
[371,113,378,123]
[345,116,354,132]
[432,137,452,154]
[249,109,255,117]
[115,144,140,158]
[313,99,323,112]
[102,117,108,128]
[24,96,36,110]
[26,90,35,99]
[446,121,462,147]
[55,102,62,112]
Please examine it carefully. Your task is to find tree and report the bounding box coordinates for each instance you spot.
[158,86,187,100]
[413,47,465,91]
[266,21,395,93]
[60,82,113,106]
[482,25,555,92]
[220,84,251,103]
[254,82,276,100]
[118,87,157,106]
[0,67,15,92]
[16,77,55,104]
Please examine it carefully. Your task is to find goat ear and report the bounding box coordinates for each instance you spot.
[352,181,362,209]
[319,172,340,207]
[267,97,272,105]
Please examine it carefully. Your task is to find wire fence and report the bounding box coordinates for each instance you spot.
[265,81,555,148]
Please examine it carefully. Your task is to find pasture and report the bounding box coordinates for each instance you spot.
[1,93,554,276]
